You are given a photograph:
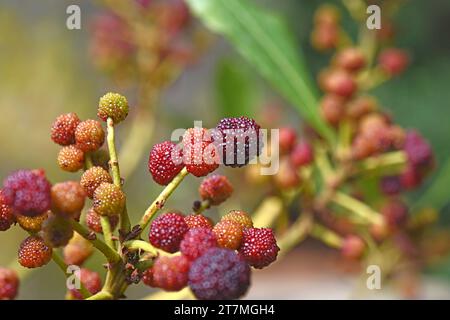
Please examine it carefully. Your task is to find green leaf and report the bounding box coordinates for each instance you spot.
[186,0,335,144]
[215,58,257,117]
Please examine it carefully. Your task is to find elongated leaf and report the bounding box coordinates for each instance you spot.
[186,0,335,144]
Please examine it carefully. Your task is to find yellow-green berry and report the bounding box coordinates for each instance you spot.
[98,92,129,124]
[93,182,125,216]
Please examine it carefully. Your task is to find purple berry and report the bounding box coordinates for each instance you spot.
[404,131,433,168]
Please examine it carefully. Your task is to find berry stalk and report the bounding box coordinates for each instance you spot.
[123,240,158,255]
[330,191,383,225]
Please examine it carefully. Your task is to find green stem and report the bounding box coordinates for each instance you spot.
[278,212,313,257]
[69,219,120,263]
[86,291,113,300]
[123,240,158,255]
[194,200,210,214]
[100,216,114,249]
[352,150,407,176]
[52,252,91,299]
[138,167,189,232]
[310,223,343,248]
[331,191,383,225]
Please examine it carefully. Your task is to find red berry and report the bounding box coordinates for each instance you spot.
[319,94,346,125]
[15,211,49,233]
[239,228,279,269]
[148,141,184,185]
[341,235,365,259]
[381,198,408,229]
[314,4,340,26]
[378,48,409,76]
[144,255,190,291]
[400,164,422,189]
[93,182,126,216]
[278,127,297,154]
[213,220,243,250]
[274,158,301,189]
[311,24,339,51]
[180,227,217,260]
[75,120,105,152]
[404,130,433,169]
[64,232,94,266]
[18,236,53,268]
[149,212,189,253]
[320,69,357,98]
[98,92,129,124]
[290,140,314,167]
[70,268,102,299]
[57,145,85,172]
[198,175,233,206]
[333,48,366,73]
[212,117,262,167]
[80,167,113,199]
[85,207,119,234]
[0,190,14,231]
[221,210,253,229]
[51,113,80,146]
[184,214,213,229]
[51,181,86,217]
[183,128,219,177]
[188,248,250,300]
[2,169,52,217]
[0,268,19,300]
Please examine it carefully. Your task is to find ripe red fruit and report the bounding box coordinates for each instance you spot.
[213,220,243,250]
[70,268,102,299]
[212,117,262,167]
[346,95,378,120]
[51,181,86,218]
[75,120,105,152]
[0,190,14,231]
[378,48,409,76]
[290,140,314,167]
[333,48,366,73]
[311,24,339,51]
[381,198,409,229]
[15,211,49,233]
[97,92,129,124]
[188,248,250,300]
[0,268,19,300]
[149,212,189,253]
[183,128,219,177]
[400,164,423,190]
[319,94,346,126]
[64,232,94,266]
[221,210,253,229]
[403,130,433,169]
[80,166,113,199]
[85,207,119,234]
[319,69,357,98]
[93,182,126,216]
[274,158,301,189]
[18,236,53,268]
[184,214,213,229]
[41,214,74,248]
[143,255,191,291]
[148,141,184,185]
[2,169,52,217]
[198,175,233,206]
[278,127,297,154]
[341,235,365,259]
[180,227,217,260]
[239,228,279,269]
[51,113,80,146]
[57,145,85,172]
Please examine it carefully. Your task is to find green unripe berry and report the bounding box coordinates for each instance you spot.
[98,92,129,124]
[93,182,125,216]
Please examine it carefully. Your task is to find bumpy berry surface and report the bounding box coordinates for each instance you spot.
[93,182,125,216]
[85,207,119,233]
[381,198,409,229]
[404,131,433,168]
[213,220,244,250]
[341,235,365,259]
[57,145,85,172]
[75,120,105,152]
[212,117,262,167]
[42,214,74,248]
[70,268,102,300]
[145,255,191,291]
[0,190,14,231]
[149,212,188,253]
[180,227,217,260]
[51,113,80,146]
[64,232,94,266]
[239,228,279,269]
[51,181,86,217]
[290,140,314,167]
[183,128,219,177]
[199,175,233,205]
[15,211,49,233]
[80,167,113,199]
[2,169,52,217]
[98,92,129,123]
[18,236,53,268]
[188,248,251,300]
[148,141,184,185]
[0,268,19,300]
[221,210,253,229]
[184,214,213,229]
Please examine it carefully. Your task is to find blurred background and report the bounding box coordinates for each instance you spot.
[0,0,449,299]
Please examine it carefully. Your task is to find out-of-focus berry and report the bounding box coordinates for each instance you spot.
[69,268,102,300]
[64,232,94,266]
[381,198,408,230]
[0,268,19,300]
[85,207,119,234]
[346,96,378,120]
[311,24,339,51]
[274,158,301,190]
[278,127,297,154]
[378,48,409,76]
[341,235,365,259]
[319,69,357,98]
[41,214,74,248]
[51,181,86,218]
[333,48,366,73]
[198,175,233,206]
[290,140,314,167]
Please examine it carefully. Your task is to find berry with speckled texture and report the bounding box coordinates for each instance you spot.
[141,268,155,287]
[98,92,129,123]
[57,146,85,172]
[184,214,213,229]
[148,141,184,185]
[80,167,113,199]
[75,120,105,152]
[15,211,49,233]
[341,235,365,259]
[51,181,86,217]
[18,236,53,268]
[0,190,14,231]
[199,175,233,205]
[149,212,188,253]
[212,117,262,167]
[213,220,243,250]
[239,228,279,269]
[180,227,217,260]
[221,210,253,229]
[2,169,52,217]
[85,207,119,233]
[93,183,125,216]
[51,113,80,146]
[183,128,219,177]
[42,214,74,248]
[144,255,190,291]
[69,268,102,299]
[0,268,19,300]
[64,232,94,266]
[188,248,250,300]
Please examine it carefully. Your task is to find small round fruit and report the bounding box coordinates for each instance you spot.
[184,214,213,229]
[221,210,253,229]
[212,220,243,250]
[198,175,233,206]
[341,235,365,259]
[15,211,49,232]
[143,255,190,291]
[0,268,19,300]
[148,141,184,186]
[378,48,409,76]
[75,120,105,152]
[64,232,94,266]
[69,268,102,300]
[290,140,314,167]
[41,214,74,248]
[18,236,53,268]
[333,48,366,73]
[239,228,279,269]
[149,212,188,253]
[278,127,297,154]
[93,183,125,216]
[98,92,129,124]
[180,227,217,260]
[0,190,14,231]
[80,167,113,199]
[51,181,86,217]
[51,112,80,146]
[57,145,85,172]
[182,128,219,177]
